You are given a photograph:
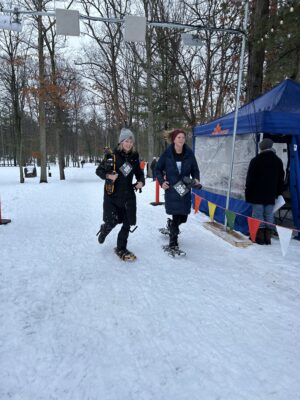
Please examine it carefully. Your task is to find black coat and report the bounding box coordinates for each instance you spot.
[245,149,284,205]
[96,148,145,225]
[156,144,200,215]
[150,159,157,171]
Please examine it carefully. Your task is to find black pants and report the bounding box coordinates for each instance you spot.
[103,194,136,250]
[169,214,188,246]
[117,213,131,250]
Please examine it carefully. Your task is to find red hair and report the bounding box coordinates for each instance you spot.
[170,129,186,142]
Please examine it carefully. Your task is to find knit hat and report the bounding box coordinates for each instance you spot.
[259,138,273,151]
[119,128,135,144]
[169,129,186,142]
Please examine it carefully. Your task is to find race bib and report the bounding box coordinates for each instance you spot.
[119,162,133,177]
[173,180,189,197]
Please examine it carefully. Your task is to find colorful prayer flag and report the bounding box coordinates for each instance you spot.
[208,201,217,222]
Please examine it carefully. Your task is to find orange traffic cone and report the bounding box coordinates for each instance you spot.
[150,179,164,206]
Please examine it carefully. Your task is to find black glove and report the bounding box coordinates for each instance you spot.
[182,176,202,190]
[133,182,142,193]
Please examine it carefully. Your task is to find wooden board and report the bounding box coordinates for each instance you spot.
[203,221,252,248]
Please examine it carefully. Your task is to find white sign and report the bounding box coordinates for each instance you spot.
[181,33,202,46]
[0,15,22,32]
[56,9,80,36]
[124,15,146,43]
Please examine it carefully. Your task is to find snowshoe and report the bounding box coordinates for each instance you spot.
[114,248,137,262]
[162,244,186,257]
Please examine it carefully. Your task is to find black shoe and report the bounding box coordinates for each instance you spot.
[167,218,172,230]
[264,229,272,245]
[255,228,265,245]
[169,235,178,248]
[96,223,112,244]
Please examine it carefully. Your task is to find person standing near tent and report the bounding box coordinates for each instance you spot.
[156,129,200,255]
[96,128,145,261]
[245,138,284,245]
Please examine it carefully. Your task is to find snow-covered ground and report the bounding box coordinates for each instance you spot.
[1,164,299,400]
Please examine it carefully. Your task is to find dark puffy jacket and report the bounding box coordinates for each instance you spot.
[156,144,200,215]
[245,150,284,205]
[96,148,145,206]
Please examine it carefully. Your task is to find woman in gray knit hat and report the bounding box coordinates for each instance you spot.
[95,128,145,260]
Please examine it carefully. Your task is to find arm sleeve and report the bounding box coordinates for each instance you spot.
[191,154,200,181]
[134,157,145,185]
[155,153,166,187]
[245,160,254,200]
[95,158,107,180]
[277,160,285,196]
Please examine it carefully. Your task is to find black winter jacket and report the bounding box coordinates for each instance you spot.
[156,144,200,215]
[96,148,145,205]
[245,149,284,205]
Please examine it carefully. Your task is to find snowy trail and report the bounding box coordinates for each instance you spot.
[1,165,300,400]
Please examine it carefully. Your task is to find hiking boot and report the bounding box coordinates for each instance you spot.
[264,229,272,245]
[169,234,178,249]
[167,218,172,231]
[97,223,113,244]
[255,228,265,245]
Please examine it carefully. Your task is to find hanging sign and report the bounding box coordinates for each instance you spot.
[181,33,202,46]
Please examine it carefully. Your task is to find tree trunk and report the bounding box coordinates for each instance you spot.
[146,32,155,168]
[56,108,65,180]
[38,5,47,183]
[246,0,270,101]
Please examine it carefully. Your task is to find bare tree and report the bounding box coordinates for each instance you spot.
[246,0,269,101]
[79,0,130,144]
[0,28,31,182]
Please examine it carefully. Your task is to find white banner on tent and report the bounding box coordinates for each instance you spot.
[276,225,293,257]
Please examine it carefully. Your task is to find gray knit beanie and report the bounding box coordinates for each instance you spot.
[259,138,273,151]
[119,128,135,144]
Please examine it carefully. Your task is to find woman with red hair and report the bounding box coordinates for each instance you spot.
[156,129,200,253]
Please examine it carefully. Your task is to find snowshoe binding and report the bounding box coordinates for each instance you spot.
[162,244,186,257]
[114,248,137,262]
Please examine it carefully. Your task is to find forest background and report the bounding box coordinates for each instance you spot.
[0,0,299,182]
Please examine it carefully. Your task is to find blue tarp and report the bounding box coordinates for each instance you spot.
[193,79,300,137]
[192,189,252,235]
[193,79,300,235]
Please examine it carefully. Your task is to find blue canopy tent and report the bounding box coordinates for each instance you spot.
[192,78,300,235]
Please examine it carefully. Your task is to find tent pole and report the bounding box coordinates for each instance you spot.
[225,0,249,226]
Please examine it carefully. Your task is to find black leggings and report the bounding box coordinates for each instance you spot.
[170,214,188,235]
[102,197,135,251]
[117,214,131,250]
[172,214,187,228]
